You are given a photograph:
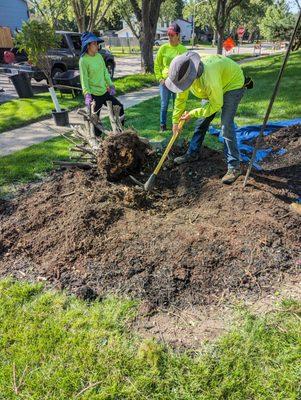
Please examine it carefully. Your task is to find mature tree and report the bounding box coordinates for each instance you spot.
[28,0,71,29]
[184,0,247,53]
[259,0,295,41]
[211,0,248,53]
[106,0,141,38]
[71,0,113,32]
[160,0,184,22]
[129,0,166,73]
[101,9,123,31]
[229,0,273,42]
[184,0,216,43]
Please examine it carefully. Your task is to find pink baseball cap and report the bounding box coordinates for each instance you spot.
[167,22,181,36]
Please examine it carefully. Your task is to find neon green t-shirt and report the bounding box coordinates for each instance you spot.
[154,43,187,81]
[173,55,245,123]
[79,53,113,96]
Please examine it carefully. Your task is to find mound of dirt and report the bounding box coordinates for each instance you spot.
[261,124,301,196]
[0,127,300,308]
[97,130,152,180]
[264,124,301,150]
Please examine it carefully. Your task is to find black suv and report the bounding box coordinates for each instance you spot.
[31,31,116,82]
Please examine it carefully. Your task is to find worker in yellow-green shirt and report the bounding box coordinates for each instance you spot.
[79,32,124,135]
[154,23,187,132]
[165,51,246,184]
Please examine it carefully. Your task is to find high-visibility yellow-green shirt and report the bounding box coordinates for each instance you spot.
[172,55,244,123]
[154,43,187,81]
[79,53,113,96]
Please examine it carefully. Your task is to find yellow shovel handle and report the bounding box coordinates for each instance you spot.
[154,120,185,175]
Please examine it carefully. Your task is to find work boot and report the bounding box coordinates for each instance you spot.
[160,124,167,132]
[221,167,242,184]
[174,152,199,165]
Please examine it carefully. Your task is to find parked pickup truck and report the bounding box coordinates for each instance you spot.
[10,31,116,81]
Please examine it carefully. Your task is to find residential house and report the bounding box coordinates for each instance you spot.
[0,0,29,34]
[116,18,193,42]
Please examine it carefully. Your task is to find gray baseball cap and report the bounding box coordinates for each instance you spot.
[165,51,202,93]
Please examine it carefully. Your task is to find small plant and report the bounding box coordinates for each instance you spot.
[15,20,62,112]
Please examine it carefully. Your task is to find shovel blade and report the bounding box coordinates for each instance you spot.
[144,174,156,191]
[129,175,145,188]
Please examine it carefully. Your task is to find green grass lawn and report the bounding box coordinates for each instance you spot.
[0,279,300,399]
[229,53,254,61]
[0,51,300,190]
[0,73,156,134]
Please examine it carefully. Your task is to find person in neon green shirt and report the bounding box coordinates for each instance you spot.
[165,51,246,184]
[79,32,124,135]
[154,23,187,132]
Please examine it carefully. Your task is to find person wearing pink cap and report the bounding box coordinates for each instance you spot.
[154,22,187,132]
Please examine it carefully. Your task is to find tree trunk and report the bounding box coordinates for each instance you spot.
[212,30,217,46]
[140,29,156,73]
[72,0,87,32]
[217,27,224,54]
[130,0,163,73]
[215,0,226,55]
[140,0,162,73]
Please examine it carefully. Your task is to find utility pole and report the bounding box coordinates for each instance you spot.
[191,1,196,49]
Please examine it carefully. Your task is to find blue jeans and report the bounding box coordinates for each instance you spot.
[160,83,175,125]
[188,88,245,169]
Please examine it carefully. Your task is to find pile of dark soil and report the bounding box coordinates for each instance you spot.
[0,126,300,308]
[261,124,301,197]
[97,130,152,180]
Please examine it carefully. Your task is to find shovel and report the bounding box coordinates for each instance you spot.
[130,120,185,191]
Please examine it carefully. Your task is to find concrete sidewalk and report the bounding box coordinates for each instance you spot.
[0,86,159,156]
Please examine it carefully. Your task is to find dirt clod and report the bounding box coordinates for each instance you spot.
[97,130,152,181]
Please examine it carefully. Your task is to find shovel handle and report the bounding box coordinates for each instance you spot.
[153,120,185,175]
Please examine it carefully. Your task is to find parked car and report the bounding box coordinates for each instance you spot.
[154,36,169,46]
[11,31,116,81]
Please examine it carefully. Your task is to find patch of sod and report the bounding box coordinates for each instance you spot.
[0,279,300,399]
[0,73,156,133]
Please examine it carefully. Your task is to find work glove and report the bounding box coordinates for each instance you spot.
[108,85,116,96]
[85,93,92,107]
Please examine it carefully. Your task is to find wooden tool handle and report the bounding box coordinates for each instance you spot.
[153,120,185,175]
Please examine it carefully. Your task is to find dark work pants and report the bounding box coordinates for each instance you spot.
[188,88,245,169]
[92,92,125,135]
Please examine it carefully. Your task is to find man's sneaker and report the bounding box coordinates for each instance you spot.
[221,168,242,184]
[160,124,167,132]
[174,152,199,165]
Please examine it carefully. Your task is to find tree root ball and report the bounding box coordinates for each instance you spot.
[97,130,152,181]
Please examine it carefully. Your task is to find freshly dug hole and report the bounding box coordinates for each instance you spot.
[97,130,152,181]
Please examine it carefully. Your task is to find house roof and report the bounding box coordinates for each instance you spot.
[116,27,131,34]
[176,18,192,24]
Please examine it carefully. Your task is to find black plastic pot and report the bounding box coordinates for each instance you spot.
[9,72,34,98]
[52,109,69,127]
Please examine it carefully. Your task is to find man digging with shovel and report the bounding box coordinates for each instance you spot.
[166,51,246,184]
